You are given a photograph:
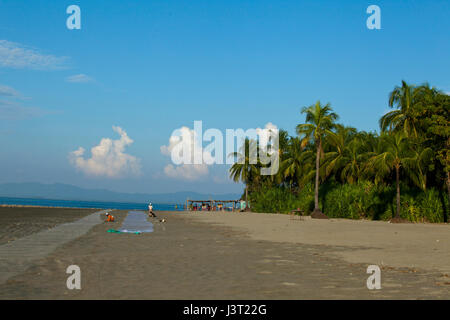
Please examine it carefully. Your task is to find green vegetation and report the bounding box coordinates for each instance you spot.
[229,81,449,222]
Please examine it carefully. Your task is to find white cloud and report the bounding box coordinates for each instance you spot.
[259,122,277,131]
[256,122,278,150]
[65,74,94,83]
[160,126,212,180]
[0,84,22,98]
[69,126,141,178]
[160,123,278,181]
[0,40,69,70]
[163,164,209,181]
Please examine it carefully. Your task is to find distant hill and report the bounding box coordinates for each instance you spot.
[0,182,241,204]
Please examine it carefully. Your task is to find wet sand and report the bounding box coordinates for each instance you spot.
[0,210,449,299]
[0,207,99,246]
[0,209,106,284]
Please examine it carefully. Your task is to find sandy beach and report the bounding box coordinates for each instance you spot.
[0,208,449,299]
[0,207,99,246]
[187,211,450,275]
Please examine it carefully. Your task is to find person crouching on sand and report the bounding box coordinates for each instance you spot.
[105,212,115,222]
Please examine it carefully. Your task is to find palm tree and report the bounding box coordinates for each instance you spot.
[368,132,414,219]
[340,139,368,184]
[324,125,358,183]
[380,80,421,138]
[229,138,259,210]
[296,101,339,217]
[281,137,304,189]
[406,144,433,191]
[268,129,290,187]
[414,85,449,203]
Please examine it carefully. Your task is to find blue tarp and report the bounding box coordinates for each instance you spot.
[119,211,154,233]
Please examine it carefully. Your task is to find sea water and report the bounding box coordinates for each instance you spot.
[0,197,184,211]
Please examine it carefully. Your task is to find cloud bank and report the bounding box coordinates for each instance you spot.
[160,122,278,181]
[69,126,141,178]
[0,40,69,70]
[160,126,211,181]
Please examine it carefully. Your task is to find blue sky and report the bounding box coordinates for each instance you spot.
[0,0,449,194]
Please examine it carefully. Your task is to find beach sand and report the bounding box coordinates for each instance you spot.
[187,211,450,275]
[0,209,449,299]
[0,207,99,246]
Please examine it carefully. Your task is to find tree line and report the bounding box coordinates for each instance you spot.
[230,81,449,222]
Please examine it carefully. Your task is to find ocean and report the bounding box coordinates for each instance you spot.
[0,197,184,211]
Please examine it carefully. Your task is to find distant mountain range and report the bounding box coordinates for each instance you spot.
[0,182,241,204]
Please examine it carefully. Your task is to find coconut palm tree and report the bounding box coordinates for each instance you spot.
[414,85,449,203]
[368,132,414,219]
[296,101,339,217]
[229,138,259,210]
[281,137,304,189]
[324,125,358,182]
[267,129,290,186]
[380,80,421,138]
[406,144,433,191]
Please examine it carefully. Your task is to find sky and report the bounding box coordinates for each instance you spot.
[0,0,449,195]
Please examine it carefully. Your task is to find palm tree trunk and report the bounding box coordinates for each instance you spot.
[314,140,321,211]
[447,171,450,212]
[245,184,248,210]
[395,165,401,218]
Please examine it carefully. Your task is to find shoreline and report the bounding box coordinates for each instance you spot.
[3,204,448,225]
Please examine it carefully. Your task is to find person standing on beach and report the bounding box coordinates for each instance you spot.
[148,202,156,218]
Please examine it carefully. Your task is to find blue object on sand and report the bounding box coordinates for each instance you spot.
[119,211,154,233]
[107,229,122,233]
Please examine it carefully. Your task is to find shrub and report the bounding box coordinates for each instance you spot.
[418,189,446,223]
[382,188,446,223]
[250,182,448,223]
[295,183,315,214]
[250,184,314,214]
[322,181,384,219]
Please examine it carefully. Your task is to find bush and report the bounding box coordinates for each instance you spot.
[383,188,447,223]
[250,186,294,213]
[250,182,448,223]
[322,181,385,219]
[250,184,314,214]
[296,183,315,214]
[418,189,447,223]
